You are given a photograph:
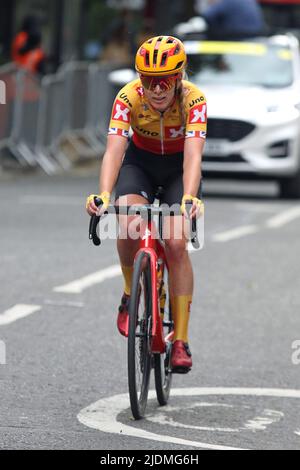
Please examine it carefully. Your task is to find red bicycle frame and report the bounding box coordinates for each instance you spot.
[134,217,173,354]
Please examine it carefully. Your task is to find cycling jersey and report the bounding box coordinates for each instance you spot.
[108,79,207,155]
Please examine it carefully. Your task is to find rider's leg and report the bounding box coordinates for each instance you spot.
[116,194,149,296]
[164,216,193,344]
[115,194,149,337]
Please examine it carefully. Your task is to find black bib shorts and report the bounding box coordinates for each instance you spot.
[115,141,189,206]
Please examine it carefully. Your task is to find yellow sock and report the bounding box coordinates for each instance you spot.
[121,265,134,296]
[171,295,192,343]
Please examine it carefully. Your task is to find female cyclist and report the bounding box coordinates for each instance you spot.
[86,36,207,374]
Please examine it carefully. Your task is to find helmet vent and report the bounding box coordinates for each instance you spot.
[153,49,158,66]
[174,45,180,55]
[161,52,168,66]
[145,51,150,66]
[167,38,174,44]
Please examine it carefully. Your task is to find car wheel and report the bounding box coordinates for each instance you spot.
[279,170,300,199]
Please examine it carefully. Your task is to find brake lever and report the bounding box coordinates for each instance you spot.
[88,197,103,246]
[185,200,200,250]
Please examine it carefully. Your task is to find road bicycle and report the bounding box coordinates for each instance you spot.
[89,194,199,420]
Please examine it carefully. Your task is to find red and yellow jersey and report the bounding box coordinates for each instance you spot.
[108,79,207,155]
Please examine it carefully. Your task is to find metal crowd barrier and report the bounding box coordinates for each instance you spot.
[0,63,29,168]
[35,71,70,172]
[0,61,118,174]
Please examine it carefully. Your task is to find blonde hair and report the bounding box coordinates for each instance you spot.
[176,78,187,127]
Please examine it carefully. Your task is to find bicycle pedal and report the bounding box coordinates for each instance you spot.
[171,366,191,375]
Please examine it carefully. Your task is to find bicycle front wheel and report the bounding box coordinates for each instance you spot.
[128,251,153,420]
[154,263,173,406]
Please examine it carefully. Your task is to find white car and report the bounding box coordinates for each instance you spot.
[184,34,300,198]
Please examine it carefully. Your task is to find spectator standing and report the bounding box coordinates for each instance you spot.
[200,0,265,36]
[11,15,46,75]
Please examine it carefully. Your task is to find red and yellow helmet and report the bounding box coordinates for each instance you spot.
[135,36,187,76]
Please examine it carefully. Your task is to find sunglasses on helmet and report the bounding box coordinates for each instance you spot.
[140,74,180,92]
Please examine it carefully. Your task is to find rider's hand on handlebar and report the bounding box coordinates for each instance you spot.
[86,192,111,216]
[181,194,204,219]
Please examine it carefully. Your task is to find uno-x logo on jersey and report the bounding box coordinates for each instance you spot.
[165,126,185,139]
[112,100,131,122]
[189,104,207,124]
[136,86,144,97]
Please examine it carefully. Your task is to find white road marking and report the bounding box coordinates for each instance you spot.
[0,304,41,326]
[265,206,300,229]
[78,390,246,451]
[295,430,300,437]
[77,387,300,450]
[148,402,240,433]
[142,405,284,434]
[212,225,259,243]
[53,265,122,294]
[243,409,284,432]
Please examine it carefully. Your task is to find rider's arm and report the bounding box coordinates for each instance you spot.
[99,134,128,194]
[86,135,127,215]
[87,80,137,216]
[99,80,137,194]
[183,137,205,197]
[181,138,206,219]
[182,84,207,217]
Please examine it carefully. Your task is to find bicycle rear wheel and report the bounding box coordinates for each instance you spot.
[128,251,152,420]
[154,264,173,406]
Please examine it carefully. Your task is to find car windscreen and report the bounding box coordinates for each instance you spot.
[185,41,294,88]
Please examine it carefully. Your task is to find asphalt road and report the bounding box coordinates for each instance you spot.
[0,171,300,450]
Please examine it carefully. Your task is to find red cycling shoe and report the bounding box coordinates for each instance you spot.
[117,293,130,337]
[171,341,192,374]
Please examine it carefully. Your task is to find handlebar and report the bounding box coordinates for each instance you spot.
[89,197,200,248]
[185,201,200,250]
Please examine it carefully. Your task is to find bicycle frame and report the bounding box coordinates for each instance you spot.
[135,217,171,355]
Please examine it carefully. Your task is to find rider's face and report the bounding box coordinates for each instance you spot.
[140,75,180,112]
[143,83,177,111]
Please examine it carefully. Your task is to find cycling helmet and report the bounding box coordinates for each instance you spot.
[135,36,187,76]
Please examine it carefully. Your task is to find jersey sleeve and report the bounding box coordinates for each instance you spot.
[108,82,136,139]
[185,87,207,140]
